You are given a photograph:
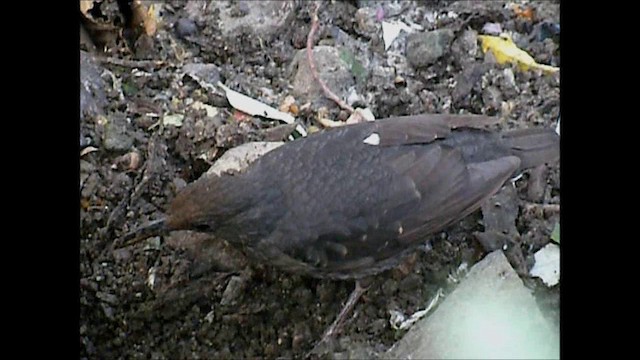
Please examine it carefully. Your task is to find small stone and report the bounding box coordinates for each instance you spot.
[96,291,119,305]
[220,275,247,306]
[103,115,134,152]
[381,278,398,296]
[482,85,503,112]
[80,51,107,121]
[175,18,197,38]
[354,7,380,36]
[406,29,455,68]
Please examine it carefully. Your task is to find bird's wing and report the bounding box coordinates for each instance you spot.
[256,115,519,278]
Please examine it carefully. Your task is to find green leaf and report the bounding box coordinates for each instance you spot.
[339,49,367,83]
[122,81,138,97]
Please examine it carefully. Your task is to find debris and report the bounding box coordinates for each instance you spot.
[389,288,443,330]
[381,20,413,50]
[191,101,219,118]
[217,82,307,137]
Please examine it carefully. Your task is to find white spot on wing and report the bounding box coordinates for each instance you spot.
[363,133,380,145]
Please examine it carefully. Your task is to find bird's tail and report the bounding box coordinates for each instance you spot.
[112,218,167,249]
[501,128,560,170]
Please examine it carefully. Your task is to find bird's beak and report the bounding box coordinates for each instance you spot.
[112,218,167,249]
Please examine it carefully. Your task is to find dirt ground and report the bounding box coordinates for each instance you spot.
[80,1,560,359]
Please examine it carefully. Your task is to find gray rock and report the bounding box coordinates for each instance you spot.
[80,51,107,121]
[482,85,503,112]
[182,63,221,88]
[175,18,197,38]
[210,1,293,39]
[451,29,479,67]
[387,251,559,359]
[354,7,380,36]
[406,29,455,68]
[220,275,247,306]
[452,62,491,106]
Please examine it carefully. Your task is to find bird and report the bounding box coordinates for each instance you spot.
[115,113,559,351]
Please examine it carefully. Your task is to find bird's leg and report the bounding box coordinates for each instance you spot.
[308,279,370,356]
[323,280,368,339]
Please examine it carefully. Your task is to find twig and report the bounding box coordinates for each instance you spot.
[523,203,560,215]
[97,56,166,70]
[306,1,354,114]
[105,139,154,236]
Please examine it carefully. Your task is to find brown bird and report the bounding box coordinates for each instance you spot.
[116,114,559,350]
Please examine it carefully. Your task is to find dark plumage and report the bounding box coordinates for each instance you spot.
[117,114,559,280]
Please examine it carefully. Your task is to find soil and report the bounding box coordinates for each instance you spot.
[80,1,560,359]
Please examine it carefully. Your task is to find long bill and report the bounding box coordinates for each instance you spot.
[112,218,167,249]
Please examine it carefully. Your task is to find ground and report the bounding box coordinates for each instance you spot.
[80,1,560,358]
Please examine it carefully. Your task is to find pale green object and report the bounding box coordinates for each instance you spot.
[387,251,559,359]
[163,114,184,127]
[551,223,560,243]
[339,49,366,83]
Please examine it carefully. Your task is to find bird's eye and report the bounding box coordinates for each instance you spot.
[195,224,210,232]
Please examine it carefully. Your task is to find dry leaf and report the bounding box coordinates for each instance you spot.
[131,0,157,36]
[478,34,559,74]
[80,0,95,16]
